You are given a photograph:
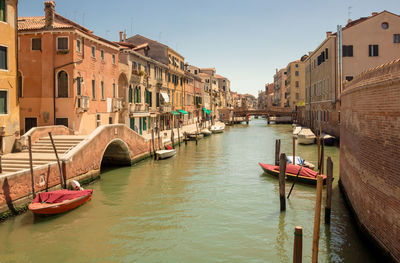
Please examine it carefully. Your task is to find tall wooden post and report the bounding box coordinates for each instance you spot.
[317,137,321,170]
[28,136,36,198]
[48,132,65,189]
[320,140,325,175]
[151,128,156,158]
[171,129,175,149]
[279,153,286,211]
[177,124,181,147]
[0,155,2,174]
[158,125,161,150]
[293,226,303,263]
[325,157,333,224]
[312,175,323,263]
[275,139,281,166]
[292,136,296,165]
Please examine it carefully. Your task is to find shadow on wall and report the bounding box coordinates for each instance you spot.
[2,178,17,215]
[100,139,132,169]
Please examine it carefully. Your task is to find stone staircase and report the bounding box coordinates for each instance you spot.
[0,135,87,174]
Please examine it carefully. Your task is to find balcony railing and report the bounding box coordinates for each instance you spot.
[129,103,149,113]
[76,95,90,113]
[160,103,172,112]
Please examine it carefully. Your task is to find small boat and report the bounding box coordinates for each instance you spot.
[210,125,224,133]
[293,126,302,138]
[29,189,93,215]
[200,128,212,137]
[298,128,316,145]
[187,133,204,140]
[259,163,327,185]
[156,149,176,159]
[321,133,336,146]
[286,156,315,170]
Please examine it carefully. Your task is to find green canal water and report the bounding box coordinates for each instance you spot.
[0,119,378,262]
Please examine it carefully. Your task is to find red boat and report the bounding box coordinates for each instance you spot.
[29,189,93,215]
[259,163,327,185]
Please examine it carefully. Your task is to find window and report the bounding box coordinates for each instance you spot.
[96,114,101,127]
[101,81,105,100]
[369,45,379,57]
[295,64,298,68]
[57,71,68,97]
[343,45,353,57]
[77,39,81,53]
[92,79,96,99]
[394,34,400,43]
[325,48,329,60]
[381,22,389,30]
[76,76,82,96]
[57,37,68,50]
[0,0,5,22]
[112,83,116,98]
[0,46,7,70]
[91,46,96,58]
[31,38,41,51]
[156,92,160,107]
[295,71,299,76]
[55,118,68,127]
[100,50,104,61]
[345,76,354,82]
[295,93,299,100]
[135,86,141,103]
[0,90,7,114]
[109,117,113,124]
[112,54,116,64]
[295,81,299,88]
[129,85,133,103]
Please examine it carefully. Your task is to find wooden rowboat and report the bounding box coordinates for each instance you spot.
[258,163,327,185]
[156,149,176,159]
[29,189,93,215]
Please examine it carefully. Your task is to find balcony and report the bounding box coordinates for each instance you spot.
[76,96,89,113]
[160,103,172,112]
[112,97,123,112]
[129,103,149,113]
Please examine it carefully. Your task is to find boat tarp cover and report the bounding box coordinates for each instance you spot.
[259,163,325,179]
[178,110,188,114]
[293,126,302,135]
[32,189,93,204]
[298,128,315,137]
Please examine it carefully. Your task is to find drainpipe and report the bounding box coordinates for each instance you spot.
[53,38,85,124]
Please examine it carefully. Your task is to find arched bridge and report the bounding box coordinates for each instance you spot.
[233,107,294,117]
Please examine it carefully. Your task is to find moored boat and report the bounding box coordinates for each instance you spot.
[293,126,302,138]
[200,128,212,136]
[286,156,315,170]
[187,133,204,140]
[321,133,336,146]
[156,149,176,159]
[297,128,316,145]
[29,189,93,215]
[258,162,327,185]
[210,125,224,133]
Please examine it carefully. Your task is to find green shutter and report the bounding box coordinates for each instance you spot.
[129,87,133,103]
[130,117,135,130]
[0,91,7,114]
[0,46,6,70]
[0,0,5,22]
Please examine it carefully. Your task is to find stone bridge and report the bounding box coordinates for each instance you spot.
[0,124,166,216]
[233,107,294,117]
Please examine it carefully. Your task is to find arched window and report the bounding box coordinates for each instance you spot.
[128,85,133,103]
[57,70,68,98]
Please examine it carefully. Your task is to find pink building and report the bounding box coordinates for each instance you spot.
[18,1,120,134]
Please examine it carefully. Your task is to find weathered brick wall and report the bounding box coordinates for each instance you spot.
[340,58,400,262]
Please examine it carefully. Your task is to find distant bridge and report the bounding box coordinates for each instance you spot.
[231,107,295,124]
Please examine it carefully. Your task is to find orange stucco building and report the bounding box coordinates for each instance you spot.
[18,1,120,134]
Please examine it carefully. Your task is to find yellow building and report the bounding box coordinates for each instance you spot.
[167,48,185,111]
[286,57,307,108]
[0,0,19,153]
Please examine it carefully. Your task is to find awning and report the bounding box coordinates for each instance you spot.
[202,108,211,114]
[178,110,188,115]
[160,92,170,103]
[171,111,180,115]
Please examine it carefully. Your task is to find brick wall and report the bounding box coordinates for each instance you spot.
[340,58,400,262]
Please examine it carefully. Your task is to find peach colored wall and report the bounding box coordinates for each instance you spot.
[19,29,119,135]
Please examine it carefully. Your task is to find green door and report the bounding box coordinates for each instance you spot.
[130,117,135,130]
[139,117,142,135]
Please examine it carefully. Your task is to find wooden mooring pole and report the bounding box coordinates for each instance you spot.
[325,157,333,224]
[275,139,281,165]
[312,175,324,263]
[279,153,286,211]
[48,132,66,189]
[292,136,296,165]
[320,140,325,175]
[293,226,303,263]
[177,124,181,147]
[28,136,36,198]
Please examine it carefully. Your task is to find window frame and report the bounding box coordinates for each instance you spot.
[112,54,116,64]
[394,34,400,43]
[0,45,8,71]
[100,49,105,61]
[101,81,105,100]
[31,38,42,51]
[56,70,69,98]
[343,45,353,57]
[76,39,82,53]
[368,44,379,57]
[0,89,8,115]
[92,78,96,100]
[91,45,96,58]
[0,0,6,23]
[56,36,69,51]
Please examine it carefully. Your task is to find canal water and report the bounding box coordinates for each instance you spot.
[0,119,377,262]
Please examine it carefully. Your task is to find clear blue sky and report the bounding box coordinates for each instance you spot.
[19,0,400,96]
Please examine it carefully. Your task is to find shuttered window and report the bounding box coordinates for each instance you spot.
[32,38,41,51]
[0,0,5,22]
[57,37,69,50]
[368,45,379,57]
[0,46,7,70]
[57,71,68,97]
[0,90,7,114]
[343,45,353,57]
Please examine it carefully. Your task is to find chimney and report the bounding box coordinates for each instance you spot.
[44,1,56,29]
[119,31,124,42]
[326,31,332,37]
[123,33,127,41]
[347,18,352,24]
[371,12,378,16]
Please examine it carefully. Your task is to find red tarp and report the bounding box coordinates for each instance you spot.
[32,189,93,204]
[165,145,173,150]
[259,163,326,179]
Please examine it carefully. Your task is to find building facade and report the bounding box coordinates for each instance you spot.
[18,1,120,135]
[273,68,287,107]
[285,58,306,109]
